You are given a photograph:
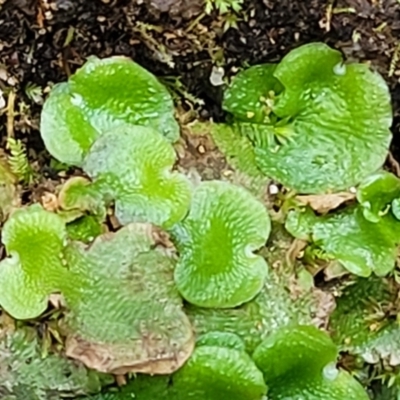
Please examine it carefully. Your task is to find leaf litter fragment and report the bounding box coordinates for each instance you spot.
[296,192,355,214]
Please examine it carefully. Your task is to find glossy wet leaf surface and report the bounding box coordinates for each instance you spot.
[253,325,368,400]
[223,63,283,124]
[329,277,400,364]
[267,371,369,400]
[223,43,392,193]
[0,205,70,319]
[83,125,191,228]
[392,198,400,220]
[173,180,270,308]
[285,206,400,277]
[171,340,267,400]
[258,43,392,193]
[66,215,106,243]
[356,171,400,223]
[40,56,179,165]
[253,325,337,380]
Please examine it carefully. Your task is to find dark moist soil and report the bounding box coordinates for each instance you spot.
[0,0,400,174]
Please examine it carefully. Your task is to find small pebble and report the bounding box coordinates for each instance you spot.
[0,90,5,109]
[210,66,225,86]
[269,184,279,195]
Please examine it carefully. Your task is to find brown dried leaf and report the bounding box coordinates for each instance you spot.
[324,261,349,281]
[48,293,65,309]
[41,191,59,212]
[296,192,355,214]
[65,333,194,375]
[286,238,307,266]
